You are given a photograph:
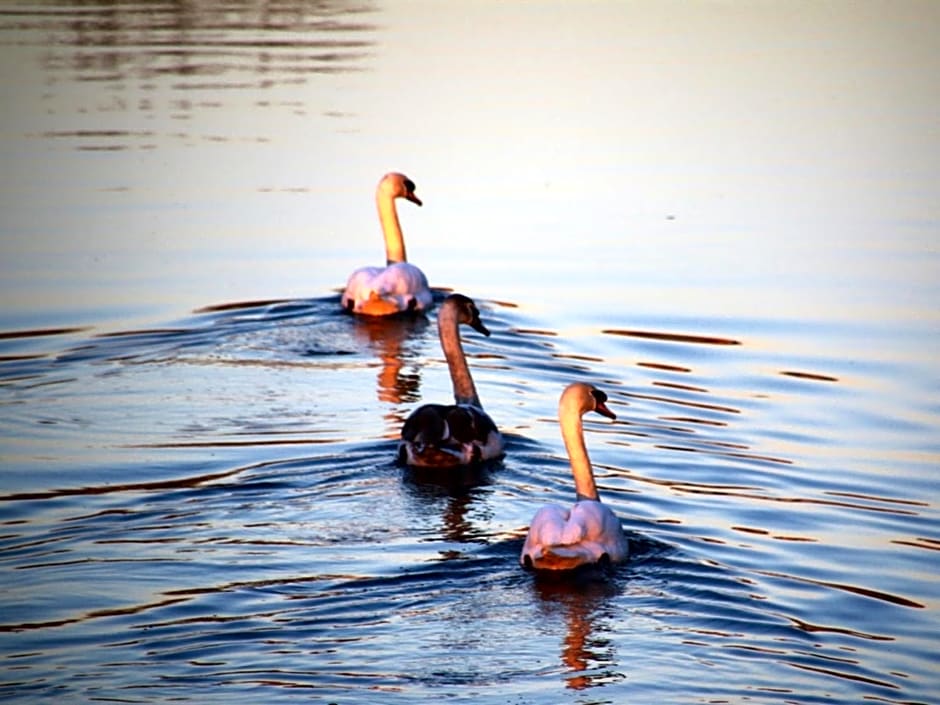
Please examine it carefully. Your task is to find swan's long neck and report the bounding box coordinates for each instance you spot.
[439,305,481,407]
[377,191,406,264]
[560,397,599,501]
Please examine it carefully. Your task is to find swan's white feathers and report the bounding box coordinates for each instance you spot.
[341,262,431,315]
[522,500,628,571]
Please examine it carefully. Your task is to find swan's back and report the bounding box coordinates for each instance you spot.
[399,402,500,468]
[521,499,628,571]
[342,262,431,315]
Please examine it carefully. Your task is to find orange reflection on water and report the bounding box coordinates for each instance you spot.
[533,575,621,691]
[351,314,427,410]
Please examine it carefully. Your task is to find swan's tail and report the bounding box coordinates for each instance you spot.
[398,440,481,468]
[522,545,600,572]
[358,290,415,316]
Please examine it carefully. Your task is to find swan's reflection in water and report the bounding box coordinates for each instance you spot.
[351,313,429,406]
[532,573,621,691]
[402,464,496,545]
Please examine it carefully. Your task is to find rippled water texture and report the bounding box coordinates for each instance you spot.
[2,2,939,704]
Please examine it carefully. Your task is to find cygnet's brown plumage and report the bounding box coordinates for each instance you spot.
[399,294,503,467]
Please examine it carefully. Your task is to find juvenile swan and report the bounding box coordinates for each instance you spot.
[521,383,629,571]
[399,294,503,467]
[341,172,432,316]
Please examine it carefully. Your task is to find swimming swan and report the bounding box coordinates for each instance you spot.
[341,172,432,316]
[521,382,629,571]
[399,294,503,467]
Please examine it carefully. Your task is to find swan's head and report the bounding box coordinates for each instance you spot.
[561,382,616,421]
[443,293,490,337]
[378,172,422,206]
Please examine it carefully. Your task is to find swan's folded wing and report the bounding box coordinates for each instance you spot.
[521,504,597,571]
[371,263,432,309]
[342,266,383,305]
[446,406,500,443]
[400,404,450,445]
[399,403,500,467]
[569,501,629,562]
[521,504,573,564]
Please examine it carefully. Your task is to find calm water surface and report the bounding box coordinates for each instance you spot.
[1,2,939,704]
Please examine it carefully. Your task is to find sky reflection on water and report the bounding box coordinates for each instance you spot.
[2,1,938,332]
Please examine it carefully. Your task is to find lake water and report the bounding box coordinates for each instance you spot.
[1,2,939,703]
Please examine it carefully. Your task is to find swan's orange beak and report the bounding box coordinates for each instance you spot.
[405,193,422,206]
[593,401,616,420]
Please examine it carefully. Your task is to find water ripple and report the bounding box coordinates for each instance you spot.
[0,292,937,703]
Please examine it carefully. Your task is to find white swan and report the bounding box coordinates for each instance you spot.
[521,382,629,571]
[399,294,504,467]
[341,172,432,316]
